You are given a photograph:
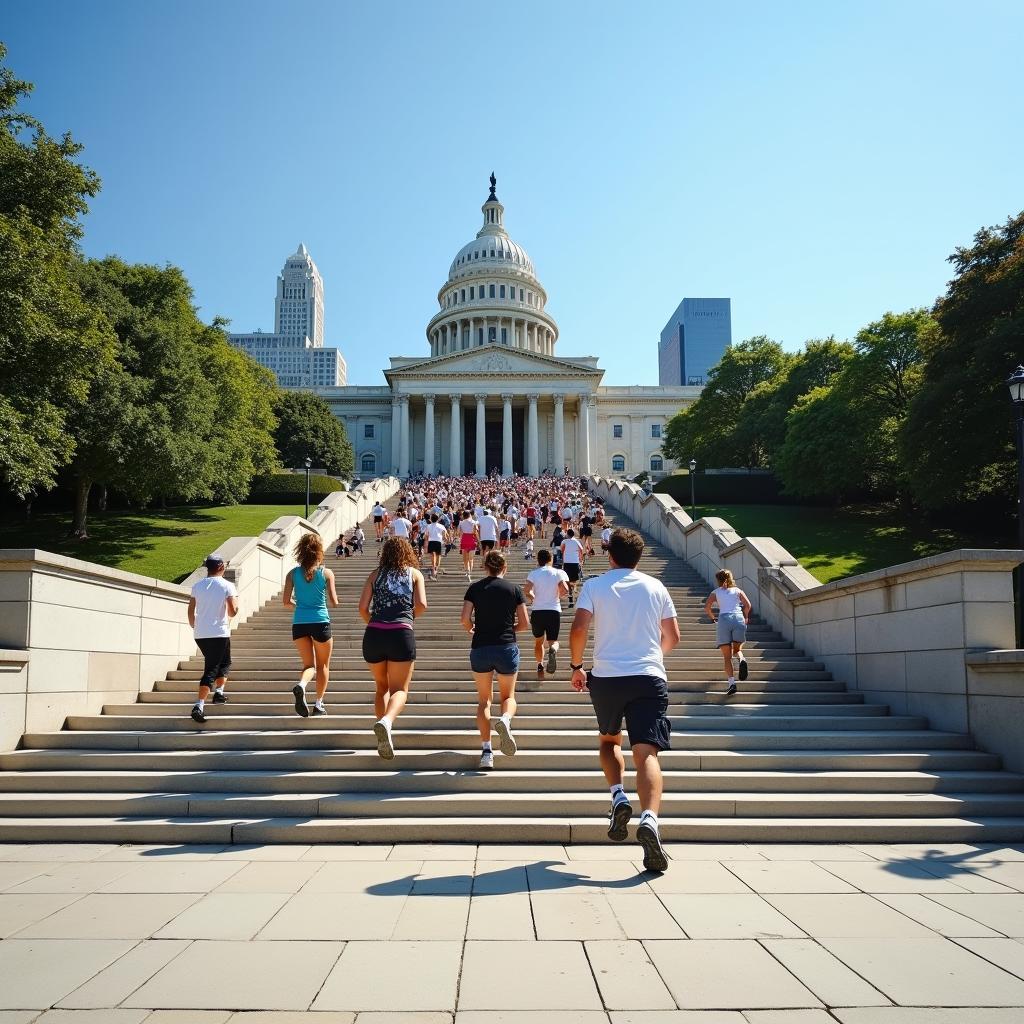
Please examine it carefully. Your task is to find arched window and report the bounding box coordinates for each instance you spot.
[361,453,376,473]
[611,455,626,473]
[650,455,664,472]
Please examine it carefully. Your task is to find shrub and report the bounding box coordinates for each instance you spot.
[246,473,345,504]
[654,472,801,505]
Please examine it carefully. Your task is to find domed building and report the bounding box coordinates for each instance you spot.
[318,176,701,478]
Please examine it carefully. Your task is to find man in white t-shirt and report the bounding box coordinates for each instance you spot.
[424,515,449,580]
[391,512,412,539]
[373,502,387,541]
[568,527,680,873]
[478,508,499,553]
[600,525,613,551]
[523,549,570,681]
[187,554,239,724]
[560,529,586,606]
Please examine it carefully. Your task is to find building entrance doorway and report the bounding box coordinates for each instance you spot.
[464,409,525,476]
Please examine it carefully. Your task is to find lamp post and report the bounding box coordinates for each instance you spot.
[1007,366,1024,644]
[689,458,697,520]
[304,456,312,520]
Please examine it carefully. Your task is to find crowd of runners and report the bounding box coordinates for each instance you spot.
[186,472,753,871]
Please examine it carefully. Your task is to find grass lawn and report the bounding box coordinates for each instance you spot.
[0,504,308,584]
[689,503,1012,584]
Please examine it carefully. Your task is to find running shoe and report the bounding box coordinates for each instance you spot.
[726,683,737,697]
[494,716,517,757]
[536,663,545,681]
[607,795,632,842]
[546,644,558,675]
[738,657,749,681]
[212,690,227,704]
[637,815,669,872]
[190,704,206,724]
[293,684,309,718]
[478,749,495,771]
[312,702,328,716]
[374,718,395,760]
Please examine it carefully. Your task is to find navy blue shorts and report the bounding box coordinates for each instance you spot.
[587,673,672,751]
[470,643,521,676]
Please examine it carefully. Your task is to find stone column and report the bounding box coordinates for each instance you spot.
[391,396,401,474]
[470,317,476,347]
[527,394,540,477]
[578,394,591,475]
[399,395,410,478]
[502,393,514,477]
[449,394,461,476]
[423,394,435,476]
[475,393,487,477]
[553,394,565,476]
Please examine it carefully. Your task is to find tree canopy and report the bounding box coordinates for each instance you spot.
[273,390,354,478]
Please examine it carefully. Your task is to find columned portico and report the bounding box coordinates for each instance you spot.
[475,393,487,477]
[578,394,591,475]
[422,394,435,476]
[448,394,461,476]
[552,394,565,475]
[398,395,410,478]
[501,394,514,477]
[391,397,401,474]
[527,394,539,476]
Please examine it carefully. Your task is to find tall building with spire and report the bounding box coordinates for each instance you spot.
[228,245,345,389]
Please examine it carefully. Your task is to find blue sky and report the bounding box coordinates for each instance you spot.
[4,1,1023,386]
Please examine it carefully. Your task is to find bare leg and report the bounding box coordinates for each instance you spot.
[382,660,414,725]
[598,733,626,788]
[719,643,733,679]
[312,637,333,701]
[632,743,663,816]
[495,671,518,721]
[533,635,545,666]
[474,671,494,743]
[293,637,316,687]
[369,661,390,719]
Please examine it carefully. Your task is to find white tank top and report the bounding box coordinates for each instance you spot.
[714,586,743,615]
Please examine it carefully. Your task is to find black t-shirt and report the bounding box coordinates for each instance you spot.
[464,576,525,649]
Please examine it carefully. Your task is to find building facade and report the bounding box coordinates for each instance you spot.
[659,297,732,386]
[318,177,701,479]
[229,244,346,388]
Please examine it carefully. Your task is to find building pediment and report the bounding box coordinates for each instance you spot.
[385,347,603,384]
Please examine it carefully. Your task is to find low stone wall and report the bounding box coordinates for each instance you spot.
[591,474,1024,765]
[0,476,399,751]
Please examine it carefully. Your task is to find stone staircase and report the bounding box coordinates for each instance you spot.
[1,502,1023,844]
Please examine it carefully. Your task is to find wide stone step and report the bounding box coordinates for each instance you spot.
[164,669,835,682]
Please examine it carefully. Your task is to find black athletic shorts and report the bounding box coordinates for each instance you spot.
[196,636,231,688]
[564,562,581,583]
[373,516,383,523]
[587,673,671,750]
[427,541,442,554]
[292,622,332,643]
[580,525,593,538]
[530,609,561,641]
[362,625,416,663]
[480,539,496,552]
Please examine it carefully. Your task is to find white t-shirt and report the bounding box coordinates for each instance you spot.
[373,504,386,518]
[478,514,499,542]
[191,575,238,639]
[474,504,485,519]
[561,537,585,564]
[714,586,745,616]
[391,517,412,538]
[499,519,511,536]
[577,568,677,679]
[527,565,570,612]
[459,518,478,535]
[426,522,447,543]
[601,527,612,545]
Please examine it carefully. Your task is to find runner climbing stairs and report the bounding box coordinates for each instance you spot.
[1,499,1023,844]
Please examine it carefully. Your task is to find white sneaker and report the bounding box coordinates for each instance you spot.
[478,749,494,771]
[373,719,395,760]
[494,716,517,757]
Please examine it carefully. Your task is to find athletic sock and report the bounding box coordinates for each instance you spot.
[728,675,735,684]
[482,741,492,752]
[639,809,659,829]
[195,699,204,710]
[214,687,224,696]
[550,641,559,650]
[610,783,625,800]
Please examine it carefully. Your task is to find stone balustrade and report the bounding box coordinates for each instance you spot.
[591,473,1024,768]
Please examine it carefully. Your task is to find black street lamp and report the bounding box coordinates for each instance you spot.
[304,456,313,520]
[689,458,697,520]
[1007,366,1024,643]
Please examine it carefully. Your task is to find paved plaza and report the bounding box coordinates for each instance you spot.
[1,842,1024,1021]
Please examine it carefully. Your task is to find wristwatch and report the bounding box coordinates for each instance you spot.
[570,662,585,672]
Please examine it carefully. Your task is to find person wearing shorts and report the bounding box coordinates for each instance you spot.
[425,514,448,581]
[523,548,570,681]
[462,550,529,770]
[283,533,339,717]
[478,507,499,554]
[358,537,427,759]
[187,554,239,723]
[458,510,479,580]
[704,569,752,697]
[569,527,680,873]
[560,529,586,605]
[373,502,387,541]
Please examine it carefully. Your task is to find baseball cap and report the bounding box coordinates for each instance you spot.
[204,554,225,571]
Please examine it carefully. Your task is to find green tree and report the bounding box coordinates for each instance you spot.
[0,44,114,500]
[902,212,1024,509]
[273,390,354,477]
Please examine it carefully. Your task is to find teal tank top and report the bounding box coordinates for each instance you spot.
[291,565,330,624]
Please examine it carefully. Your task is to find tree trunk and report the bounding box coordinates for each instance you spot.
[70,476,92,539]
[97,483,107,513]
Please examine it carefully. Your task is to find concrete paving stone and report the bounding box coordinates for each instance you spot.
[531,893,625,939]
[585,939,675,1009]
[215,861,322,894]
[16,893,200,939]
[763,895,934,938]
[661,844,766,861]
[908,862,1016,893]
[466,894,534,939]
[644,862,754,894]
[32,1011,149,1023]
[749,845,875,861]
[471,863,528,895]
[742,1013,837,1024]
[760,939,891,1007]
[228,1014,355,1023]
[143,1014,231,1023]
[644,939,821,1009]
[214,845,312,861]
[125,940,342,1010]
[314,941,461,1012]
[0,938,134,1009]
[301,862,421,895]
[834,1010,1024,1024]
[0,893,83,938]
[98,861,245,894]
[0,1013,39,1024]
[3,844,117,862]
[821,935,1024,1006]
[947,861,1024,891]
[874,844,1024,862]
[155,892,290,939]
[609,1015,745,1024]
[391,895,469,940]
[0,861,61,889]
[411,862,475,895]
[606,892,686,939]
[458,941,602,1010]
[474,845,567,861]
[564,845,647,861]
[57,939,190,1009]
[97,845,228,861]
[9,862,137,894]
[258,893,406,940]
[818,861,968,894]
[387,845,477,861]
[659,894,806,939]
[299,845,394,861]
[527,861,650,894]
[955,937,1024,980]
[872,894,1003,937]
[931,894,1024,936]
[724,862,859,894]
[355,1015,450,1024]
[460,1015,608,1024]
[848,846,904,861]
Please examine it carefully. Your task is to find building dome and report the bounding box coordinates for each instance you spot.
[426,175,558,359]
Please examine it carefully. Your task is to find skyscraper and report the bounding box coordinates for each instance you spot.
[275,243,324,347]
[659,297,731,387]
